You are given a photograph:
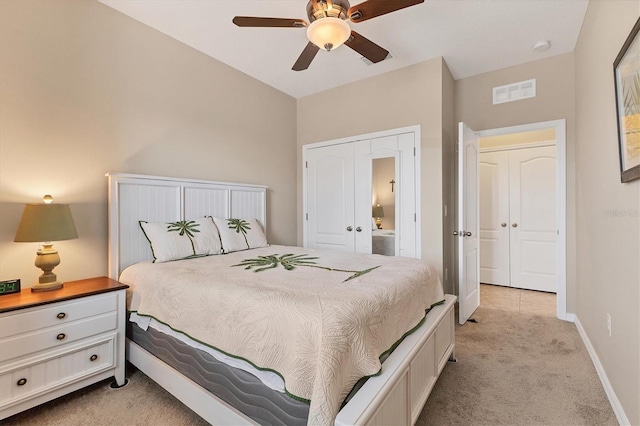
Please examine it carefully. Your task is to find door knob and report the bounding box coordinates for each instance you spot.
[512,223,518,228]
[346,226,353,232]
[464,231,473,237]
[453,231,459,236]
[355,226,362,232]
[501,223,507,227]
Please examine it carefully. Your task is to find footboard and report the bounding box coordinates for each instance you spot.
[335,294,456,425]
[126,294,455,426]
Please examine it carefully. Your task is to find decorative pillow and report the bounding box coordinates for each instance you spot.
[211,217,268,253]
[371,217,377,231]
[139,217,223,263]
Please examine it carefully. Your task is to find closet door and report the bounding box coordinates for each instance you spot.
[304,128,419,258]
[479,151,510,286]
[509,146,557,292]
[306,143,356,252]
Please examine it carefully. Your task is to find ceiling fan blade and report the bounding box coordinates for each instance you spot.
[233,16,307,28]
[348,0,424,23]
[292,42,320,71]
[344,31,389,63]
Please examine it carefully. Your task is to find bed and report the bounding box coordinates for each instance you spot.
[107,173,455,425]
[372,230,396,256]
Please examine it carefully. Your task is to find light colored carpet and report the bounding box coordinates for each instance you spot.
[4,306,616,425]
[418,306,616,426]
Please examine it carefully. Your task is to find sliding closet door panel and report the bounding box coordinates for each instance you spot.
[306,144,355,252]
[509,146,557,292]
[479,151,510,286]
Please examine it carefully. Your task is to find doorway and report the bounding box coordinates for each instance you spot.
[479,133,557,292]
[476,120,568,320]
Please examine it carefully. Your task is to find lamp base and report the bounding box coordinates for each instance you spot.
[31,244,64,292]
[31,280,63,292]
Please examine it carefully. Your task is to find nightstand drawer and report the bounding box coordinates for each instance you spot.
[0,335,115,409]
[0,312,117,363]
[0,293,116,339]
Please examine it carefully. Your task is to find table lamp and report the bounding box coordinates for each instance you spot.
[14,195,78,292]
[372,204,385,229]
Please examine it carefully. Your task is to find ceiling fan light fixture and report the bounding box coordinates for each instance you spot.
[307,17,351,51]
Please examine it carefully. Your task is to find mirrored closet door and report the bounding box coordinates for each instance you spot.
[304,128,419,259]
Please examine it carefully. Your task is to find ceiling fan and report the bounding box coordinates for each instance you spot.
[233,0,424,71]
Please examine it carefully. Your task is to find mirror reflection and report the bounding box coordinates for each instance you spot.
[372,157,396,256]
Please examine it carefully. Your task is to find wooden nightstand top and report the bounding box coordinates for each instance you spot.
[0,276,128,314]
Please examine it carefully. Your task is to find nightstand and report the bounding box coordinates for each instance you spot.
[0,276,129,420]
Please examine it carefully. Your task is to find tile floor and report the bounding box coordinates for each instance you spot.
[480,283,556,317]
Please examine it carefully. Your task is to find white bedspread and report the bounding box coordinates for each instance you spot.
[120,245,444,425]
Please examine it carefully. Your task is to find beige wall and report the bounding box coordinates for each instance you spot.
[297,58,452,290]
[0,0,298,287]
[455,53,577,313]
[574,2,640,424]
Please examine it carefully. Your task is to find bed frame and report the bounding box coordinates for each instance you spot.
[107,172,455,425]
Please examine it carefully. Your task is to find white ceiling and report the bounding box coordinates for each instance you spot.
[98,0,589,99]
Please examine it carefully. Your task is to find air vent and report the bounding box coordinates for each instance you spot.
[361,52,393,66]
[492,79,536,105]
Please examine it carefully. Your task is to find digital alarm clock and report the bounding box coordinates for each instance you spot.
[0,279,21,296]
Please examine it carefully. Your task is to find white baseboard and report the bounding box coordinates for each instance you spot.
[574,316,630,425]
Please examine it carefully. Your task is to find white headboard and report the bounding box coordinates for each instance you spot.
[107,173,267,279]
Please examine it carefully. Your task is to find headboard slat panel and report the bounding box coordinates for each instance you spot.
[184,186,229,219]
[108,173,267,279]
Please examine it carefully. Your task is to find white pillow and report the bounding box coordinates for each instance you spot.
[371,217,377,230]
[139,217,223,263]
[211,217,268,253]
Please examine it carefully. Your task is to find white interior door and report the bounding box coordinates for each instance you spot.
[306,143,355,252]
[458,122,480,325]
[479,151,510,286]
[509,146,557,292]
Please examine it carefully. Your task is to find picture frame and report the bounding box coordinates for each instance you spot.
[614,17,640,183]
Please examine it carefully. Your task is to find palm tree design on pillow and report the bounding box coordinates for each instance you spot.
[227,218,251,249]
[233,253,380,283]
[167,220,200,256]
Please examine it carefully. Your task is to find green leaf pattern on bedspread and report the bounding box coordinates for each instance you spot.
[233,253,380,282]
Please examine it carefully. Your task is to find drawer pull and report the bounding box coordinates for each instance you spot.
[56,333,66,341]
[56,312,66,319]
[17,378,27,386]
[90,354,98,362]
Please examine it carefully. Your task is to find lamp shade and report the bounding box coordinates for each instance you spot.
[14,203,78,242]
[372,204,385,218]
[307,17,351,51]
